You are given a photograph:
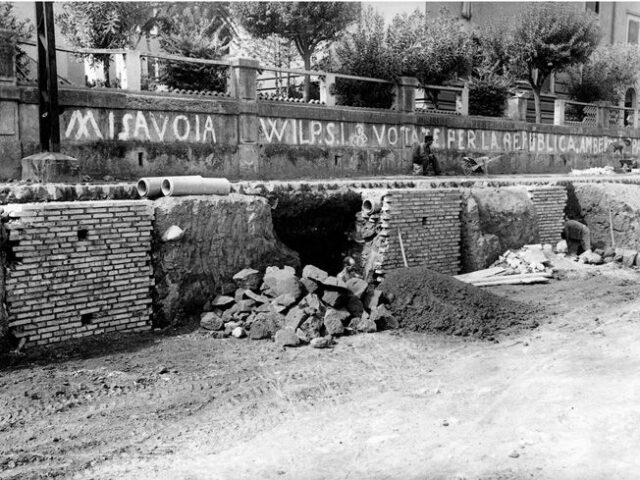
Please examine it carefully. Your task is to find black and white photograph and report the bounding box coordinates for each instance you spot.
[1,1,639,478]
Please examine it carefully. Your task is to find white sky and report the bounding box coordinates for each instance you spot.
[362,1,425,22]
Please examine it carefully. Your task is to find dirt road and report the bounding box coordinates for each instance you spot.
[2,259,640,480]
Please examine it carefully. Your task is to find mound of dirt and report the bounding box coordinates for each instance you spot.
[379,266,540,338]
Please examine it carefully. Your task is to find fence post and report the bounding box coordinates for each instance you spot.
[506,93,528,122]
[319,73,335,106]
[595,101,609,128]
[553,99,566,126]
[393,76,418,113]
[124,50,141,91]
[229,58,260,177]
[458,83,469,116]
[0,29,17,85]
[635,109,639,129]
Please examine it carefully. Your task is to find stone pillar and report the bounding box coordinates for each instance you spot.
[0,30,16,85]
[124,50,141,91]
[229,58,260,177]
[457,83,469,116]
[506,94,528,122]
[393,76,418,113]
[595,101,609,128]
[553,99,566,126]
[320,73,336,106]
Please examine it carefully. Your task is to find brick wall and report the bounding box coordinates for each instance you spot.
[378,189,463,276]
[2,200,154,347]
[528,186,568,245]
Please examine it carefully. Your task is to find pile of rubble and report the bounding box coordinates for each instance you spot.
[557,240,640,267]
[199,265,397,348]
[569,166,615,176]
[491,244,554,275]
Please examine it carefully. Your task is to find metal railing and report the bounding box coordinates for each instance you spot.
[554,98,639,129]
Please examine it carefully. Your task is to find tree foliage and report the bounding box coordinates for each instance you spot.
[467,27,514,117]
[57,2,154,86]
[567,43,640,104]
[232,1,360,101]
[508,3,600,122]
[0,3,35,81]
[332,7,398,108]
[387,8,473,107]
[157,4,232,92]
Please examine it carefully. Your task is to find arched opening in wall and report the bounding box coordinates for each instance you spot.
[624,88,636,126]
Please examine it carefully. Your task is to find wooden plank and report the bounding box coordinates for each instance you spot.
[472,276,551,287]
[454,267,505,282]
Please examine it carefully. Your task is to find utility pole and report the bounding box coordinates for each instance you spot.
[35,1,60,152]
[21,2,79,183]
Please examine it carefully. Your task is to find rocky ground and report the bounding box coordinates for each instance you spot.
[2,255,640,479]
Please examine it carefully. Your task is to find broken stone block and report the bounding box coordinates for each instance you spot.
[299,293,321,313]
[295,328,310,344]
[235,299,257,313]
[245,290,270,304]
[300,277,319,294]
[346,277,368,298]
[310,336,333,349]
[231,326,246,338]
[555,240,568,254]
[200,312,224,331]
[622,249,637,268]
[234,288,246,302]
[233,268,262,291]
[369,305,398,330]
[346,294,364,318]
[298,314,323,340]
[211,295,235,309]
[249,311,284,340]
[285,306,307,331]
[603,247,615,258]
[323,308,350,336]
[261,266,303,299]
[273,293,298,308]
[302,265,329,283]
[363,289,383,311]
[356,313,377,333]
[322,289,346,308]
[320,276,349,291]
[275,328,301,347]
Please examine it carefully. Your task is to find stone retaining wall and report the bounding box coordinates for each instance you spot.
[2,200,154,346]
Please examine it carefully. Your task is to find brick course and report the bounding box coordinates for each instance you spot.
[527,186,568,246]
[2,200,154,347]
[377,189,463,276]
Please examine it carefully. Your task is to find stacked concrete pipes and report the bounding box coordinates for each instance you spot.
[137,176,231,199]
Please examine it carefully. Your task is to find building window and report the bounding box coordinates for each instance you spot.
[586,2,599,14]
[628,15,640,44]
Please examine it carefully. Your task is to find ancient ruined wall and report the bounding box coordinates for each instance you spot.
[372,189,462,278]
[527,186,568,246]
[2,200,154,347]
[152,194,300,326]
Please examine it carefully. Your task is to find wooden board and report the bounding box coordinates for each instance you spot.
[454,267,505,282]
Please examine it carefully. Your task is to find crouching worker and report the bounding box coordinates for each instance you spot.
[563,219,591,257]
[412,135,440,176]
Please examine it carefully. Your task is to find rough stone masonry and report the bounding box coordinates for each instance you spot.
[1,200,154,347]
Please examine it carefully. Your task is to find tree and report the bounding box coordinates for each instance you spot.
[0,3,35,81]
[332,7,398,108]
[467,27,514,117]
[387,8,473,108]
[157,4,232,92]
[508,3,600,123]
[57,2,154,86]
[232,2,360,101]
[567,43,640,104]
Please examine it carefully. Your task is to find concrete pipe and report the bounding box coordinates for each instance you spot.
[362,193,385,215]
[161,176,231,197]
[137,176,201,199]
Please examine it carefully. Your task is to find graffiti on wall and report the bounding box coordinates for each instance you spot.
[259,117,640,155]
[62,109,230,143]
